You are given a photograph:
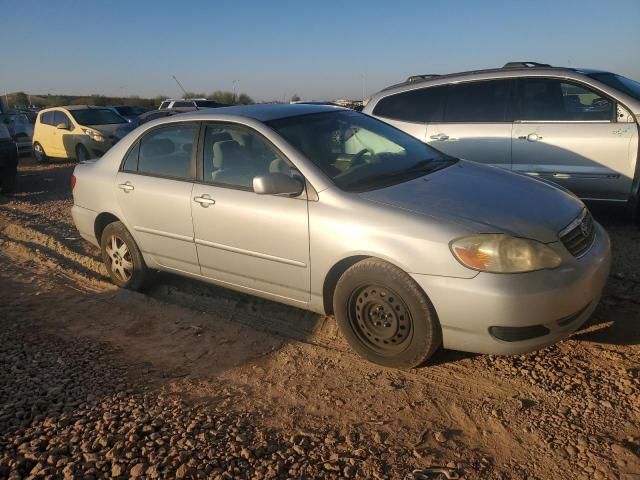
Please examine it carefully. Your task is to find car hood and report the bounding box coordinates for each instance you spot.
[359,160,584,243]
[91,123,134,138]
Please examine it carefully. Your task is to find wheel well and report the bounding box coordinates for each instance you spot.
[322,255,369,315]
[94,213,120,243]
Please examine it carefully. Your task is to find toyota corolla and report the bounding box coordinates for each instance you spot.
[70,104,610,368]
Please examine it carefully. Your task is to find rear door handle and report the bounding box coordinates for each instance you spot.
[429,133,450,141]
[118,182,134,193]
[194,194,215,207]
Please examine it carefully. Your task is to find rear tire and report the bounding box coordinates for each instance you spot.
[334,258,442,368]
[100,221,149,290]
[33,142,47,163]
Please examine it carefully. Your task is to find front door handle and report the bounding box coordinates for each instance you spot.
[518,133,543,142]
[118,182,134,193]
[194,194,215,207]
[429,133,450,141]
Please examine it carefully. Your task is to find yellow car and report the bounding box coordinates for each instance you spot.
[32,106,134,162]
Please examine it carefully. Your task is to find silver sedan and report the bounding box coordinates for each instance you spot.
[71,104,610,368]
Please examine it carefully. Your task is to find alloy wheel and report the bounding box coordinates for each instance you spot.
[105,235,134,282]
[33,144,44,162]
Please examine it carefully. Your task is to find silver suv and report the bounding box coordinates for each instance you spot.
[364,62,640,216]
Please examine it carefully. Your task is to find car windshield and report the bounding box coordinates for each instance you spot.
[588,73,640,101]
[267,110,454,192]
[114,106,136,116]
[71,109,127,125]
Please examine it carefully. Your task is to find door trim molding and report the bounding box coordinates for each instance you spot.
[195,238,307,268]
[134,226,194,242]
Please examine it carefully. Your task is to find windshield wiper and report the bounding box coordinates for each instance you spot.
[344,157,456,192]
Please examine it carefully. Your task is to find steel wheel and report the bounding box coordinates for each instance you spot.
[104,234,134,282]
[348,284,413,355]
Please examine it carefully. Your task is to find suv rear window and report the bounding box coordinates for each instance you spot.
[444,80,512,122]
[372,86,446,122]
[171,101,195,108]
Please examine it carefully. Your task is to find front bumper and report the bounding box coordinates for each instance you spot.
[411,222,611,355]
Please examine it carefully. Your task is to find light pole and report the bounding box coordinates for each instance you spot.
[232,80,239,103]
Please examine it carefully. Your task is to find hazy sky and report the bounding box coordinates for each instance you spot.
[2,0,639,101]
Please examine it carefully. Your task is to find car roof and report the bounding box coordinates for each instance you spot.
[40,105,114,112]
[179,103,345,122]
[379,64,611,93]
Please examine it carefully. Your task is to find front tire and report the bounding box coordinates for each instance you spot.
[76,144,90,162]
[334,258,442,368]
[100,221,148,290]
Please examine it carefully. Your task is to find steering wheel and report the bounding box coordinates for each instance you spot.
[351,148,374,167]
[591,98,610,109]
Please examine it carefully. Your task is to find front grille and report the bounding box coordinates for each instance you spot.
[559,209,595,257]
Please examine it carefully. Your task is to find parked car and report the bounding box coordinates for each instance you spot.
[108,105,150,126]
[0,123,19,195]
[71,104,610,368]
[1,112,34,155]
[364,62,640,218]
[33,106,134,162]
[157,98,228,110]
[138,99,229,126]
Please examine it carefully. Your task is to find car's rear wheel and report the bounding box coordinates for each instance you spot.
[33,142,47,163]
[334,258,442,368]
[76,144,90,162]
[100,221,148,290]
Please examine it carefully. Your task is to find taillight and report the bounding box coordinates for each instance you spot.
[71,175,76,191]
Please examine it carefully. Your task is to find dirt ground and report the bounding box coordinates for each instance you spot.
[0,156,638,480]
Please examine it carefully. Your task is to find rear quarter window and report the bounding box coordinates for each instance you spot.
[372,86,446,123]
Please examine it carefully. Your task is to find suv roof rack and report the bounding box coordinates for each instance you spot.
[503,61,552,68]
[406,74,440,83]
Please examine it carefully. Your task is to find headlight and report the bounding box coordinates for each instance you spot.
[450,234,561,273]
[82,128,105,142]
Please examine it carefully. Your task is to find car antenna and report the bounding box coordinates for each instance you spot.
[171,75,188,97]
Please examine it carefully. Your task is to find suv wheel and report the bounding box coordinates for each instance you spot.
[100,221,149,290]
[334,258,442,368]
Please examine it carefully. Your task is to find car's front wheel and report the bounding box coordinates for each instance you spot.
[334,258,442,368]
[76,144,90,162]
[100,221,148,290]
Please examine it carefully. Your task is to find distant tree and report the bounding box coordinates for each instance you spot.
[290,94,301,102]
[12,91,29,107]
[184,92,206,99]
[210,90,254,105]
[235,93,254,105]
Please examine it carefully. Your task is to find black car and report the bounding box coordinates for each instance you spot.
[0,123,18,195]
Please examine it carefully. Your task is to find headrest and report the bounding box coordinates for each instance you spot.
[142,138,175,157]
[213,140,242,169]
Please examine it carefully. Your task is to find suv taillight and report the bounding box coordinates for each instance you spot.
[71,175,76,191]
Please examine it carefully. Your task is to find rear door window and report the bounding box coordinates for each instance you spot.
[517,78,613,121]
[171,101,195,108]
[137,124,198,179]
[444,80,512,122]
[372,86,446,122]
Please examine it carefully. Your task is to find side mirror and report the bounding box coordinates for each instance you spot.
[253,173,304,196]
[56,123,69,130]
